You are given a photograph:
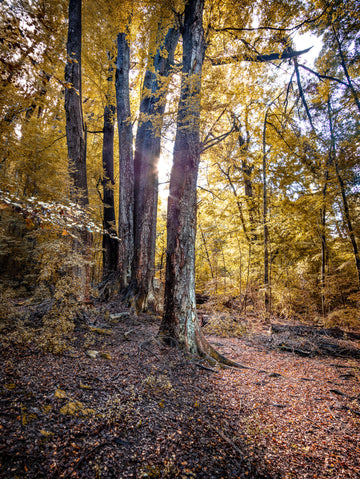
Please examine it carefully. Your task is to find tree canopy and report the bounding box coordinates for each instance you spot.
[0,0,359,345]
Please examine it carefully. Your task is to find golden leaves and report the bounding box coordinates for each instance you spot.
[54,388,67,399]
[59,400,83,415]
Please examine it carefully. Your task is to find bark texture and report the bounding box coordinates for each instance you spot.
[262,109,270,313]
[64,0,90,302]
[131,25,180,311]
[102,102,118,279]
[65,0,87,207]
[159,0,206,353]
[116,32,134,290]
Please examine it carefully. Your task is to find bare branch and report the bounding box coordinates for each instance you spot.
[200,118,235,152]
[38,134,67,153]
[294,57,316,132]
[284,68,296,114]
[298,63,348,87]
[202,108,227,144]
[212,5,330,34]
[197,185,222,199]
[332,25,360,114]
[207,47,313,66]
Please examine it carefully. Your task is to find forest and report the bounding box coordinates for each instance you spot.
[0,0,360,477]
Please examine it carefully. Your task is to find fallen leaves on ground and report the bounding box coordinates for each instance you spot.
[0,302,359,478]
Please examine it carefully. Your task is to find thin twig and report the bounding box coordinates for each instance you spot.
[195,362,218,373]
[138,339,162,361]
[211,5,329,34]
[62,442,114,479]
[298,63,348,87]
[204,419,244,457]
[123,327,139,340]
[294,57,316,132]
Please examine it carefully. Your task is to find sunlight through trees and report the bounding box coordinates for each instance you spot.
[1,0,359,350]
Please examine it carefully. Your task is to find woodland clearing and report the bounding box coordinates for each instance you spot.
[1,299,360,479]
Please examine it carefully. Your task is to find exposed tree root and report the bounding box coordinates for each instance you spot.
[202,342,252,369]
[158,318,252,369]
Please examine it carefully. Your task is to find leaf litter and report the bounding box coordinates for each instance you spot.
[0,302,359,478]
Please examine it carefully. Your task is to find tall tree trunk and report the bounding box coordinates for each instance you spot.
[242,157,257,239]
[235,117,257,241]
[262,108,271,315]
[102,102,118,279]
[158,0,208,354]
[328,98,360,287]
[131,25,180,311]
[320,157,329,316]
[219,164,251,245]
[116,32,134,290]
[334,163,360,286]
[65,0,87,206]
[102,57,117,280]
[64,0,90,301]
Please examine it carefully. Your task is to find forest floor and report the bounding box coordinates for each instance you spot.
[1,299,360,478]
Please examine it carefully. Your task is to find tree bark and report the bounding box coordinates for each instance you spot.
[240,128,256,233]
[320,154,330,316]
[64,0,91,302]
[219,164,250,244]
[158,0,207,353]
[262,108,270,314]
[116,32,134,290]
[101,56,117,280]
[102,102,118,280]
[234,118,257,241]
[65,0,88,207]
[131,25,180,311]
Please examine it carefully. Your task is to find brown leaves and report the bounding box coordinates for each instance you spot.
[206,333,360,478]
[1,306,359,478]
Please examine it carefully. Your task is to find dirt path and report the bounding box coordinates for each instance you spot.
[0,305,359,478]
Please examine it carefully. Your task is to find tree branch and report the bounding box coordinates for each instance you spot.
[202,108,227,145]
[211,5,330,34]
[294,57,316,132]
[197,185,222,199]
[332,25,360,114]
[207,47,313,66]
[298,63,349,87]
[284,69,296,114]
[38,134,67,153]
[200,121,235,152]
